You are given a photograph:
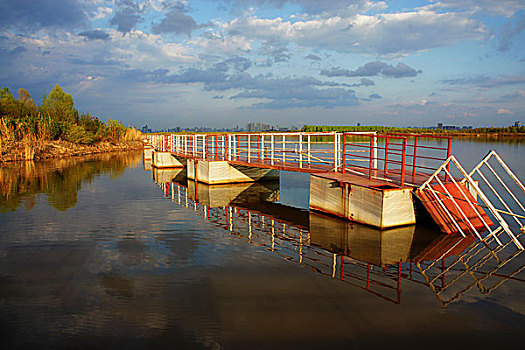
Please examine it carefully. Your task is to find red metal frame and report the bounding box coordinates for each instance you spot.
[163,132,453,188]
[342,132,452,187]
[342,133,407,185]
[387,133,452,183]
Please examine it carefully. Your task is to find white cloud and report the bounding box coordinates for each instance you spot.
[223,0,386,16]
[161,43,197,61]
[497,108,514,115]
[222,9,489,55]
[190,33,252,53]
[398,99,430,106]
[92,6,113,20]
[427,0,524,17]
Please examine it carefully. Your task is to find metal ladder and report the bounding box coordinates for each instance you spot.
[417,150,525,250]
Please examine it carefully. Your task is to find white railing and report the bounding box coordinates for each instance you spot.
[418,151,525,250]
[150,131,377,173]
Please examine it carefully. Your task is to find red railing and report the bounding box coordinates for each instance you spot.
[342,133,452,187]
[387,133,452,183]
[204,134,227,160]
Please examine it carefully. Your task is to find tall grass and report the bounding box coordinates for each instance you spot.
[0,117,36,160]
[1,85,141,147]
[123,127,142,141]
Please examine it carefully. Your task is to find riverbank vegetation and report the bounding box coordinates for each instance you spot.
[0,152,142,213]
[0,84,142,162]
[301,125,525,135]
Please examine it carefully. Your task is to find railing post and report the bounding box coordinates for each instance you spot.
[373,134,378,170]
[214,135,217,159]
[282,135,286,163]
[369,136,374,179]
[235,135,239,160]
[223,135,226,160]
[203,135,207,159]
[307,134,311,165]
[401,137,407,186]
[257,134,261,161]
[271,134,275,165]
[248,134,251,163]
[384,136,389,176]
[334,132,338,172]
[445,137,452,182]
[261,135,265,160]
[299,133,303,168]
[412,136,418,182]
[342,133,346,174]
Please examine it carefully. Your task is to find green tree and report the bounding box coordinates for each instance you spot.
[41,84,76,125]
[0,87,12,99]
[17,88,37,117]
[0,87,21,118]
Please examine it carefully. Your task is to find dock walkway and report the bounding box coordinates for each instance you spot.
[145,131,525,249]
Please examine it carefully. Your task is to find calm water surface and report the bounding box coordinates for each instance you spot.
[1,139,524,349]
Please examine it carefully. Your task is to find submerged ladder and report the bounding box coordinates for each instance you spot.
[416,150,525,250]
[416,229,524,306]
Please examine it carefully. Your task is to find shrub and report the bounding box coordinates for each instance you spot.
[63,124,95,144]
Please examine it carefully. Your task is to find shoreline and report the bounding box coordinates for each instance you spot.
[1,139,144,163]
[401,132,525,138]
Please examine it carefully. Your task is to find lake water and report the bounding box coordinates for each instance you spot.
[1,138,524,349]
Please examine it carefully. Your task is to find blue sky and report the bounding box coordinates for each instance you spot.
[1,0,524,129]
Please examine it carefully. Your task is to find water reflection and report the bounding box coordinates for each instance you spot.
[2,153,524,348]
[0,152,142,213]
[154,175,525,306]
[415,231,524,306]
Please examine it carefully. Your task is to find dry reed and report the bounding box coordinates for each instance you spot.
[123,128,142,142]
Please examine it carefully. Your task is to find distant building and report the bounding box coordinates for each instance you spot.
[437,123,443,129]
[515,121,521,127]
[246,122,274,132]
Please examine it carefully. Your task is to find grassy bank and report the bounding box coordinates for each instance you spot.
[1,84,142,162]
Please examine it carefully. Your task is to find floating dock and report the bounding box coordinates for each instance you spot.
[144,132,525,249]
[310,172,415,229]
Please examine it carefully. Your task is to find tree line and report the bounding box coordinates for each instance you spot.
[301,124,525,134]
[0,84,138,144]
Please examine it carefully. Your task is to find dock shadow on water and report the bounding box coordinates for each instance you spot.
[1,155,524,349]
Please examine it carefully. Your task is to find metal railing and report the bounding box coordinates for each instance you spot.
[417,152,525,250]
[341,133,452,187]
[151,131,378,173]
[147,131,454,186]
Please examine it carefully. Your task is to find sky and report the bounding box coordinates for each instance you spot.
[0,0,524,129]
